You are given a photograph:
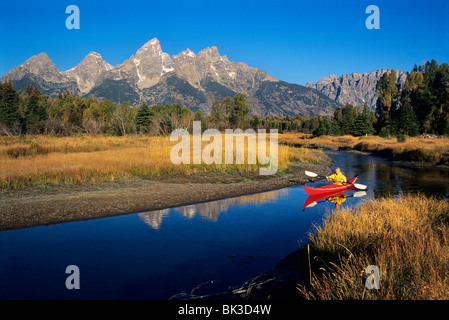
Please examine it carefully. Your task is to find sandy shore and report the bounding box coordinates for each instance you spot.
[0,156,332,231]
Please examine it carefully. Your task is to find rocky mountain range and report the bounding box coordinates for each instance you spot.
[1,38,410,116]
[306,69,409,110]
[1,38,338,116]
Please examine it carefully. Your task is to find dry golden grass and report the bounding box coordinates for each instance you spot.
[280,133,449,164]
[0,134,320,189]
[298,194,449,300]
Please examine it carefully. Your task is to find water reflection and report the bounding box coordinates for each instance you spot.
[332,151,449,200]
[2,150,449,300]
[302,190,368,210]
[351,162,449,198]
[138,188,291,229]
[138,209,169,229]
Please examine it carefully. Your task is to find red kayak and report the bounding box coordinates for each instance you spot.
[302,190,345,209]
[302,177,358,196]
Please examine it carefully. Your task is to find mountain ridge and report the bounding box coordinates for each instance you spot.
[305,69,409,110]
[2,38,381,116]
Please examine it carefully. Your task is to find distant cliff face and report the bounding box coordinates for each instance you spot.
[306,69,409,109]
[1,52,79,96]
[64,52,113,95]
[1,38,338,117]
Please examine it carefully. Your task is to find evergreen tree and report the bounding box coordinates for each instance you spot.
[352,105,376,136]
[0,80,21,130]
[211,100,223,123]
[400,59,449,134]
[135,103,151,133]
[22,85,47,133]
[398,101,419,137]
[334,103,359,135]
[314,116,334,136]
[229,93,249,128]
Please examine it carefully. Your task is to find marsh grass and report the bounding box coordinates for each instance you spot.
[298,194,449,299]
[0,134,321,189]
[280,133,449,164]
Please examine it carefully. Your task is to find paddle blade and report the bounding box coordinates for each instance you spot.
[305,171,318,178]
[353,183,367,190]
[306,201,318,208]
[353,191,367,197]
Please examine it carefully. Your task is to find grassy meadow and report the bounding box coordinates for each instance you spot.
[0,134,322,189]
[298,194,449,300]
[280,133,449,164]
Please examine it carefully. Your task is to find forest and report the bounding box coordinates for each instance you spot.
[1,59,448,138]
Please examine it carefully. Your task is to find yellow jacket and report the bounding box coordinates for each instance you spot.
[327,172,347,185]
[327,195,347,205]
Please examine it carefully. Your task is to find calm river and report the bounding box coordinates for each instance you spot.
[1,151,448,299]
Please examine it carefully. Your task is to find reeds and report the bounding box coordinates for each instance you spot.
[280,133,449,164]
[298,194,449,299]
[0,134,320,189]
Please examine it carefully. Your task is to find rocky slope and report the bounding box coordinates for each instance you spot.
[306,69,409,109]
[65,52,113,95]
[1,38,338,117]
[1,53,79,96]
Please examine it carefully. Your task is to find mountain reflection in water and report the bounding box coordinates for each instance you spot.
[138,188,291,229]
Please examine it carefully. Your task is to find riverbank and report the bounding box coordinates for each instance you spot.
[279,133,449,167]
[195,194,449,300]
[0,134,333,230]
[178,194,449,300]
[0,153,332,231]
[299,193,449,300]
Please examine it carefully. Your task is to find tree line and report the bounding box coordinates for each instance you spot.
[0,59,447,137]
[0,82,196,136]
[376,59,449,137]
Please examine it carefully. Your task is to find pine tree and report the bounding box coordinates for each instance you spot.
[352,106,376,136]
[22,85,47,133]
[135,103,150,133]
[335,103,359,135]
[0,80,21,129]
[229,93,249,129]
[400,59,449,135]
[398,99,419,137]
[314,117,334,136]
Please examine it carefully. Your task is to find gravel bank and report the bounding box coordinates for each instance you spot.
[0,156,332,231]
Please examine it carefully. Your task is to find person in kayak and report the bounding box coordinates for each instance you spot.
[326,167,347,186]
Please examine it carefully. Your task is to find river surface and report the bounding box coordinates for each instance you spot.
[1,151,448,299]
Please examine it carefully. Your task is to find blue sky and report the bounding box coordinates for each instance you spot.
[0,0,448,85]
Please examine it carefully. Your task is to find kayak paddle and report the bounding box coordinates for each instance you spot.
[304,170,322,178]
[304,170,368,190]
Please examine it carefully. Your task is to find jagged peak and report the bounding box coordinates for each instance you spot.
[143,38,160,48]
[86,51,103,59]
[20,52,59,72]
[135,37,165,60]
[138,38,161,52]
[198,46,220,58]
[182,48,196,58]
[26,52,52,64]
[65,51,113,73]
[36,52,50,59]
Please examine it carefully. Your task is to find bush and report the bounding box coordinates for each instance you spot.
[396,132,407,143]
[379,127,390,138]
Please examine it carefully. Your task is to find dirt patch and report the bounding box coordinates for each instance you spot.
[0,156,332,231]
